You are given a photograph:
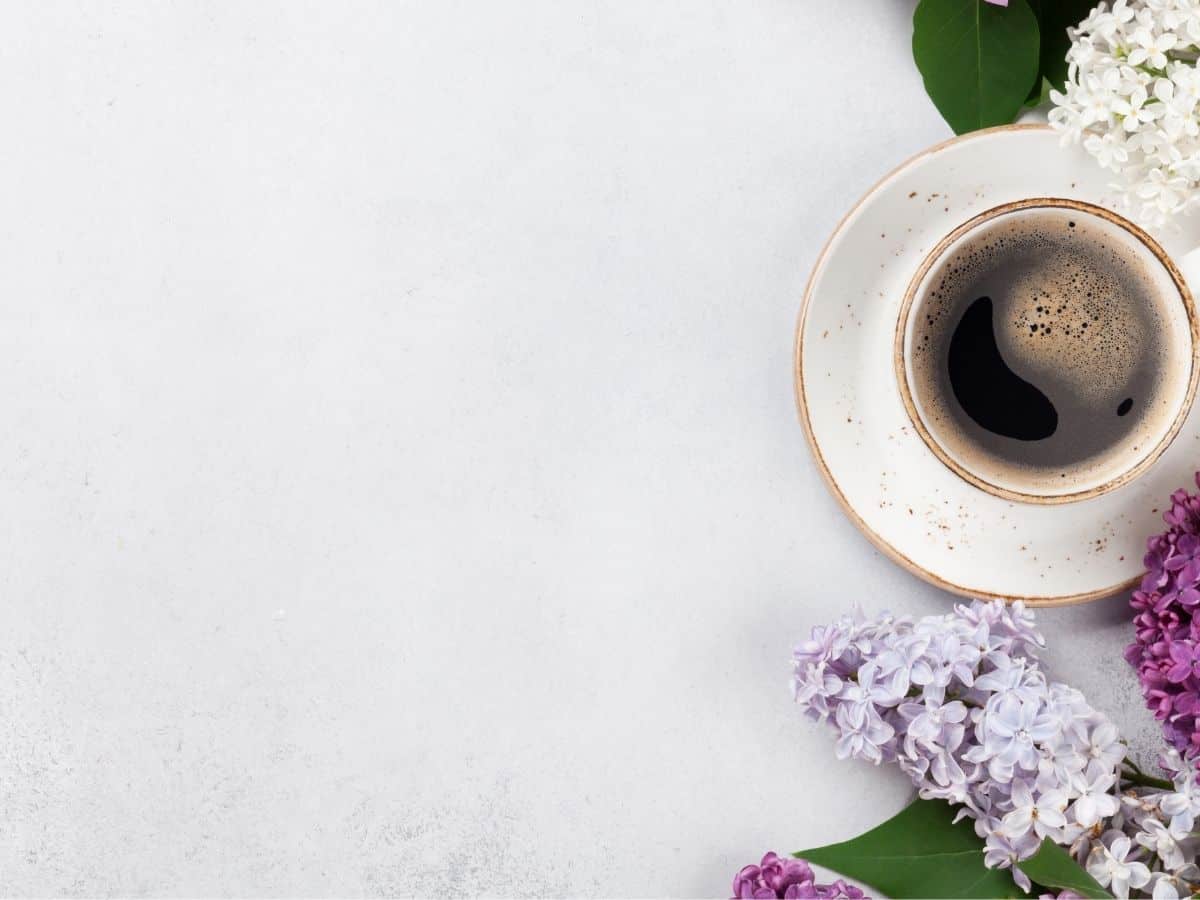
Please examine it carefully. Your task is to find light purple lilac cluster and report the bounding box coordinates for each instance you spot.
[1126,473,1200,760]
[731,853,865,899]
[792,599,1200,899]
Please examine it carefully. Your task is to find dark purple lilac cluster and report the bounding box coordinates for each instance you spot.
[731,853,866,899]
[1126,473,1200,760]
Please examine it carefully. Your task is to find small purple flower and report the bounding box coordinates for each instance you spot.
[731,853,867,899]
[791,600,1131,890]
[910,632,978,704]
[1168,641,1200,683]
[794,624,849,670]
[833,703,894,765]
[983,829,1036,893]
[982,696,1059,771]
[899,699,968,755]
[1001,779,1068,840]
[1125,472,1200,763]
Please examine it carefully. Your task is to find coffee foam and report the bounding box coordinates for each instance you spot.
[907,207,1190,496]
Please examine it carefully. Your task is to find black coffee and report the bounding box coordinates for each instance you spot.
[908,207,1187,493]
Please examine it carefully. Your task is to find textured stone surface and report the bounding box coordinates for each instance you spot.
[0,1,1164,895]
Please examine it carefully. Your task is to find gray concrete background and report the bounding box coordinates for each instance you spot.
[0,2,1163,895]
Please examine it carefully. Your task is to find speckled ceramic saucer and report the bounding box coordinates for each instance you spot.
[795,124,1200,606]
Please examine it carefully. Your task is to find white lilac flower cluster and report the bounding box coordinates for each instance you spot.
[1105,749,1200,899]
[1049,0,1200,228]
[792,600,1200,898]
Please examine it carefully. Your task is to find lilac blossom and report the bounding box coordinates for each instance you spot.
[1002,780,1068,841]
[981,695,1059,772]
[731,853,866,900]
[1126,473,1200,760]
[793,600,1123,889]
[1069,763,1118,828]
[911,632,978,703]
[1132,818,1185,871]
[1167,641,1200,683]
[1081,721,1126,772]
[791,599,1200,897]
[984,828,1038,893]
[1085,834,1151,899]
[1148,867,1200,900]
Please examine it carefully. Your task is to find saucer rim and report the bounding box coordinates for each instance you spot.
[793,123,1139,607]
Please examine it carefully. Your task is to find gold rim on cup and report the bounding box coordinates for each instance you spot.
[794,125,1193,604]
[892,196,1200,506]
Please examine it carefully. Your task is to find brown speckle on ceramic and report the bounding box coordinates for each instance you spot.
[796,124,1199,605]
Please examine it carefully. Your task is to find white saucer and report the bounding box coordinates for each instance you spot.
[795,124,1200,605]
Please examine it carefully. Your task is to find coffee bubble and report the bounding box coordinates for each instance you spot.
[906,205,1191,497]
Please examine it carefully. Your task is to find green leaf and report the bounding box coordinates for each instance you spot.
[1028,0,1096,94]
[912,0,1041,135]
[1021,839,1112,899]
[794,799,1023,898]
[1023,76,1051,108]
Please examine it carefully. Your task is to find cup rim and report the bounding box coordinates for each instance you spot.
[893,196,1200,505]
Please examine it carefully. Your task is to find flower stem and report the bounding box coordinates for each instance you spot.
[1121,766,1173,791]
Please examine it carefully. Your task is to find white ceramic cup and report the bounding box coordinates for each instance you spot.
[895,197,1200,504]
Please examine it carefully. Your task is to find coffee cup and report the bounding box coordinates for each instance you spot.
[895,197,1200,503]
